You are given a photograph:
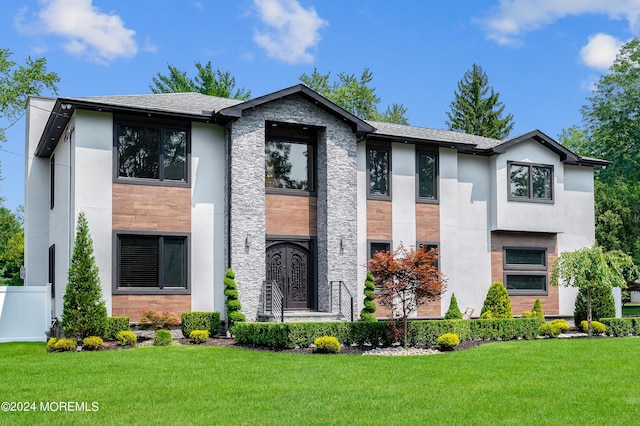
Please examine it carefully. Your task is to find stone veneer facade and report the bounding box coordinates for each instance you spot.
[227,94,358,321]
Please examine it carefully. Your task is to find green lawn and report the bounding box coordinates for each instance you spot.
[1,338,639,425]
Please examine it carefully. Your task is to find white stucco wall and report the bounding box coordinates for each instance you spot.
[191,122,226,313]
[71,110,113,315]
[391,143,417,250]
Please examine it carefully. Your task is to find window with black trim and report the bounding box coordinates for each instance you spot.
[503,247,547,294]
[418,241,439,268]
[508,162,553,202]
[116,234,188,292]
[48,244,55,298]
[50,155,55,209]
[265,123,317,193]
[367,144,390,198]
[369,241,391,259]
[416,150,437,201]
[116,122,188,182]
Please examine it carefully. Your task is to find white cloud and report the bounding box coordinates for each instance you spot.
[252,0,328,64]
[24,0,138,63]
[580,33,624,70]
[483,0,640,46]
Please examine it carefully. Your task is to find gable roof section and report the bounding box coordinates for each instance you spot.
[215,84,375,135]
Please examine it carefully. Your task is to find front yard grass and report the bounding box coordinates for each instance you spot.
[1,338,640,425]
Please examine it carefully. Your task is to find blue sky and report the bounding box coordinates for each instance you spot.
[0,0,637,212]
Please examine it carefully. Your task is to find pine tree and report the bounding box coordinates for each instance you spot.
[224,268,246,330]
[359,272,378,322]
[444,293,463,320]
[62,213,107,340]
[446,63,514,139]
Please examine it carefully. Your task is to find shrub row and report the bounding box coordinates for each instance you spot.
[600,318,640,337]
[232,318,539,349]
[181,312,221,338]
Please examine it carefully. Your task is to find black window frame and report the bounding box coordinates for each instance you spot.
[507,161,553,203]
[417,241,440,269]
[367,143,392,200]
[415,149,438,203]
[50,155,55,209]
[503,246,548,295]
[368,240,392,260]
[113,231,190,295]
[48,244,55,298]
[114,117,191,187]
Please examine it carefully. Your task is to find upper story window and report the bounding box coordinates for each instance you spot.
[508,161,553,202]
[368,144,391,199]
[265,123,317,194]
[416,150,437,202]
[116,121,189,183]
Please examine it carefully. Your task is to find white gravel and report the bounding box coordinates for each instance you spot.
[362,346,441,356]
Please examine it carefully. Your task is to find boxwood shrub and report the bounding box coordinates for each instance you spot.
[104,316,130,340]
[181,312,221,338]
[600,318,637,337]
[232,317,539,349]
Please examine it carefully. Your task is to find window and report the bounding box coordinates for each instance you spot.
[369,241,391,259]
[416,150,437,202]
[116,122,188,183]
[503,247,547,295]
[265,139,315,191]
[50,155,55,209]
[418,241,439,268]
[508,162,553,202]
[367,145,390,199]
[48,244,55,298]
[115,234,188,293]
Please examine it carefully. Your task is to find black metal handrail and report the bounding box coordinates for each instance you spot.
[330,281,354,322]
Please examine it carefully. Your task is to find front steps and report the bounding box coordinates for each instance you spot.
[257,311,346,322]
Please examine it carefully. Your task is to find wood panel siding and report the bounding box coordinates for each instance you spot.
[112,295,191,322]
[113,183,191,232]
[416,203,440,242]
[491,231,559,315]
[265,194,317,236]
[367,200,392,240]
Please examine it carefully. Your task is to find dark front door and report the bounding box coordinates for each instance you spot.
[266,242,312,309]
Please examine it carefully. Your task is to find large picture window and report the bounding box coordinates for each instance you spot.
[416,150,437,202]
[116,234,188,293]
[368,145,390,199]
[265,139,314,192]
[116,122,188,183]
[503,247,547,295]
[508,162,553,202]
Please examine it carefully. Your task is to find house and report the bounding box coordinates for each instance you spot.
[23,84,606,323]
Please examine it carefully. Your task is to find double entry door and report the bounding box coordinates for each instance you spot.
[265,241,313,309]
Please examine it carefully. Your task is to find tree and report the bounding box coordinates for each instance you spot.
[0,206,23,286]
[62,213,107,340]
[480,282,513,319]
[551,246,638,336]
[299,68,409,124]
[574,286,614,326]
[368,244,445,348]
[224,268,245,332]
[0,49,59,142]
[445,63,514,139]
[359,272,377,322]
[444,293,463,320]
[560,39,640,266]
[150,61,250,100]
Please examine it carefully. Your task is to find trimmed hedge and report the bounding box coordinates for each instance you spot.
[600,317,640,336]
[233,318,539,349]
[181,312,221,338]
[104,316,130,340]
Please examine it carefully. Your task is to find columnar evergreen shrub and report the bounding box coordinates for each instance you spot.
[153,330,173,346]
[224,268,246,330]
[314,336,341,354]
[435,333,460,351]
[480,282,513,319]
[82,336,103,351]
[359,272,378,322]
[444,293,463,320]
[62,213,108,340]
[574,287,615,325]
[104,316,130,340]
[181,312,221,338]
[116,330,137,346]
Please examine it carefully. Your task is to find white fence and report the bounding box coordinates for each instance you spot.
[0,285,51,342]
